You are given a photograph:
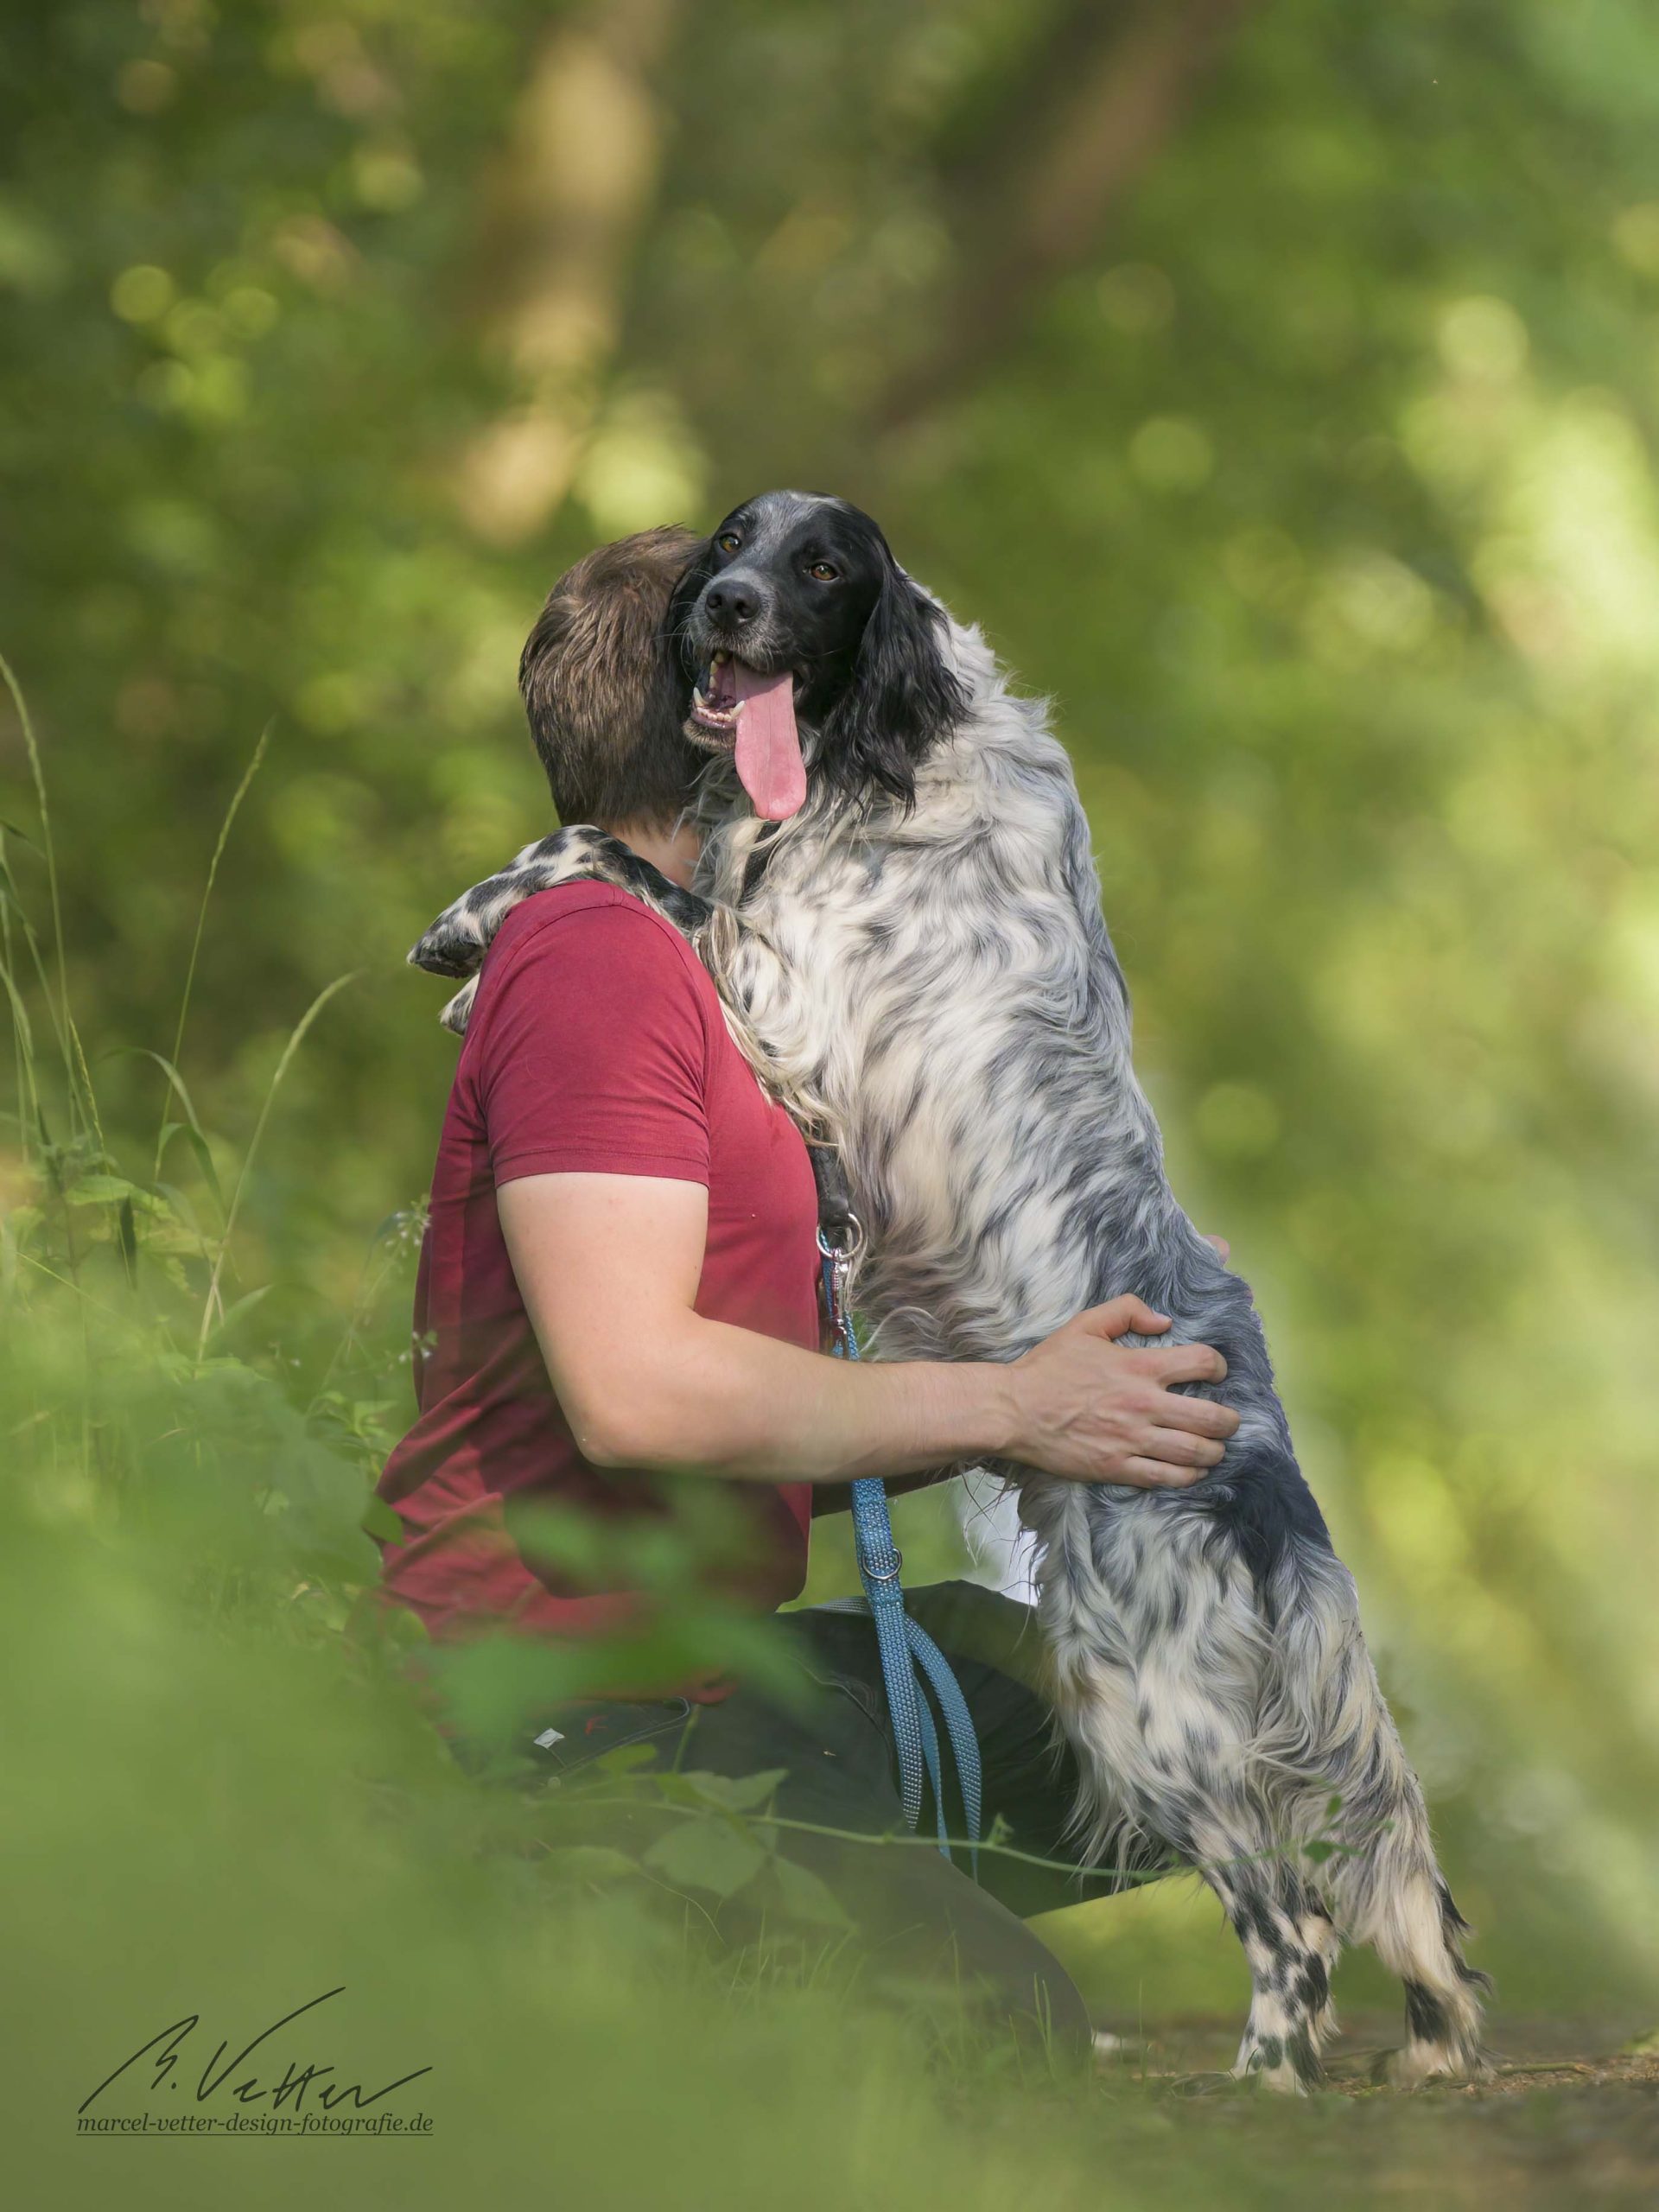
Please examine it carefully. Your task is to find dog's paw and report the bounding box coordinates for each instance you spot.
[1233,2031,1322,2096]
[1236,2059,1312,2097]
[410,828,617,979]
[440,976,480,1036]
[1372,2044,1491,2090]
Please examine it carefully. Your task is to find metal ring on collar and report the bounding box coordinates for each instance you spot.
[862,1551,903,1582]
[816,1213,864,1259]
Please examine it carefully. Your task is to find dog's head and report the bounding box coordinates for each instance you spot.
[670,490,968,821]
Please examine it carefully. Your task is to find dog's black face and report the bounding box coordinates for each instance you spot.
[668,490,967,820]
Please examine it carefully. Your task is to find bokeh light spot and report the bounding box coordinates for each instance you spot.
[111,264,176,323]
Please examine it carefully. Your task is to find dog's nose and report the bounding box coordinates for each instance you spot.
[703,575,766,630]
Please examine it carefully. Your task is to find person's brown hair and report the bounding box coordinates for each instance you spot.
[518,525,703,831]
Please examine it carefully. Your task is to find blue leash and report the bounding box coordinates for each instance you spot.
[819,1228,982,1871]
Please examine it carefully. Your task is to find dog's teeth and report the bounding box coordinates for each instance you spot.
[692,687,707,712]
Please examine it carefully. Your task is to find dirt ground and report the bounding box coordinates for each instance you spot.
[1085,2011,1659,2208]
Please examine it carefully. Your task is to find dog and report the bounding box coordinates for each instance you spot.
[412,491,1491,2092]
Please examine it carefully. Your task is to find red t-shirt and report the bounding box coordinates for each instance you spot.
[377,882,823,1656]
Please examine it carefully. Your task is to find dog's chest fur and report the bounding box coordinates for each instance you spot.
[698,620,1218,1367]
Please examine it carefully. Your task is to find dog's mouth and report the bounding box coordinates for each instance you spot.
[687,650,808,823]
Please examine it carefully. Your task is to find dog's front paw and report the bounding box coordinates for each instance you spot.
[409,826,613,979]
[440,976,480,1037]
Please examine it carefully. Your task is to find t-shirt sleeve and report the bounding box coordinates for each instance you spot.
[474,902,711,1187]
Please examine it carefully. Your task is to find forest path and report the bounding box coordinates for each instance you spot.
[1086,2012,1659,2208]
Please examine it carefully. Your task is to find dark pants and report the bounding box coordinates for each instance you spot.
[524,1582,1141,2068]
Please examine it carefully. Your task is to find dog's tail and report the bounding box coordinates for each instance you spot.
[1267,1546,1491,2084]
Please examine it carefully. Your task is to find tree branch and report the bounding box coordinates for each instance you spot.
[875,0,1255,434]
[454,0,683,545]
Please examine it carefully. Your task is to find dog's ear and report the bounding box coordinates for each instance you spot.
[820,555,968,809]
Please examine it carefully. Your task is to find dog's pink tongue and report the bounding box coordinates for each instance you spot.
[731,662,806,821]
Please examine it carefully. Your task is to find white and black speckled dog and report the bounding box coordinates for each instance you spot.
[412,491,1490,2092]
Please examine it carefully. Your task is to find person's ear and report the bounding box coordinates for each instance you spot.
[821,556,968,808]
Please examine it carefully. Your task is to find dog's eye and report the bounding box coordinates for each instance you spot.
[808,561,840,582]
[716,531,741,554]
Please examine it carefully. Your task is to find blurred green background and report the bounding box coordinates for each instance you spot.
[4,1,1659,2202]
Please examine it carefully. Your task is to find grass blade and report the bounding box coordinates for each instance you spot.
[110,1046,225,1205]
[0,645,104,1150]
[0,919,41,1140]
[0,831,24,1157]
[158,722,270,1180]
[196,970,358,1358]
[0,651,83,1133]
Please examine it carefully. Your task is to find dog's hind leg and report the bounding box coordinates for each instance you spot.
[1289,1674,1490,2082]
[1251,1535,1490,2088]
[1044,1506,1339,2095]
[1276,1583,1490,2087]
[1353,1853,1491,2087]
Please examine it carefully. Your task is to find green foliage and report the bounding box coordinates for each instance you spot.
[3,1,1659,2198]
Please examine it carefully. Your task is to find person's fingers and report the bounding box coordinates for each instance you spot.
[1077,1295,1171,1340]
[1148,1392,1240,1440]
[1127,1339,1229,1387]
[1203,1234,1230,1262]
[1116,1457,1205,1491]
[1140,1427,1226,1469]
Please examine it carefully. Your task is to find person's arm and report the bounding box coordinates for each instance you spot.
[499,1172,1240,1491]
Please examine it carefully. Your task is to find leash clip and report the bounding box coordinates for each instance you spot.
[817,1217,862,1355]
[815,1215,863,1262]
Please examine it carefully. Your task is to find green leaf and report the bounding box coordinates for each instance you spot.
[181,1125,224,1206]
[359,1495,404,1545]
[593,1741,662,1777]
[539,1845,643,1888]
[67,1172,156,1207]
[771,1854,851,1929]
[0,1205,40,1289]
[652,1770,721,1808]
[204,1283,274,1344]
[109,1046,223,1192]
[155,1113,226,1208]
[642,1816,767,1899]
[667,1767,789,1814]
[1302,1839,1335,1865]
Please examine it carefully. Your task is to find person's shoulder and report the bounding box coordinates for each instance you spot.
[487,880,693,957]
[480,881,710,1012]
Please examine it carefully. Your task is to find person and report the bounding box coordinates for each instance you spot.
[378,527,1242,2065]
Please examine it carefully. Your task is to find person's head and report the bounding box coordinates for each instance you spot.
[671,490,968,820]
[519,525,703,838]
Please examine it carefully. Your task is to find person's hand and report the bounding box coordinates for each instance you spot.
[1204,1233,1230,1262]
[1004,1297,1239,1488]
